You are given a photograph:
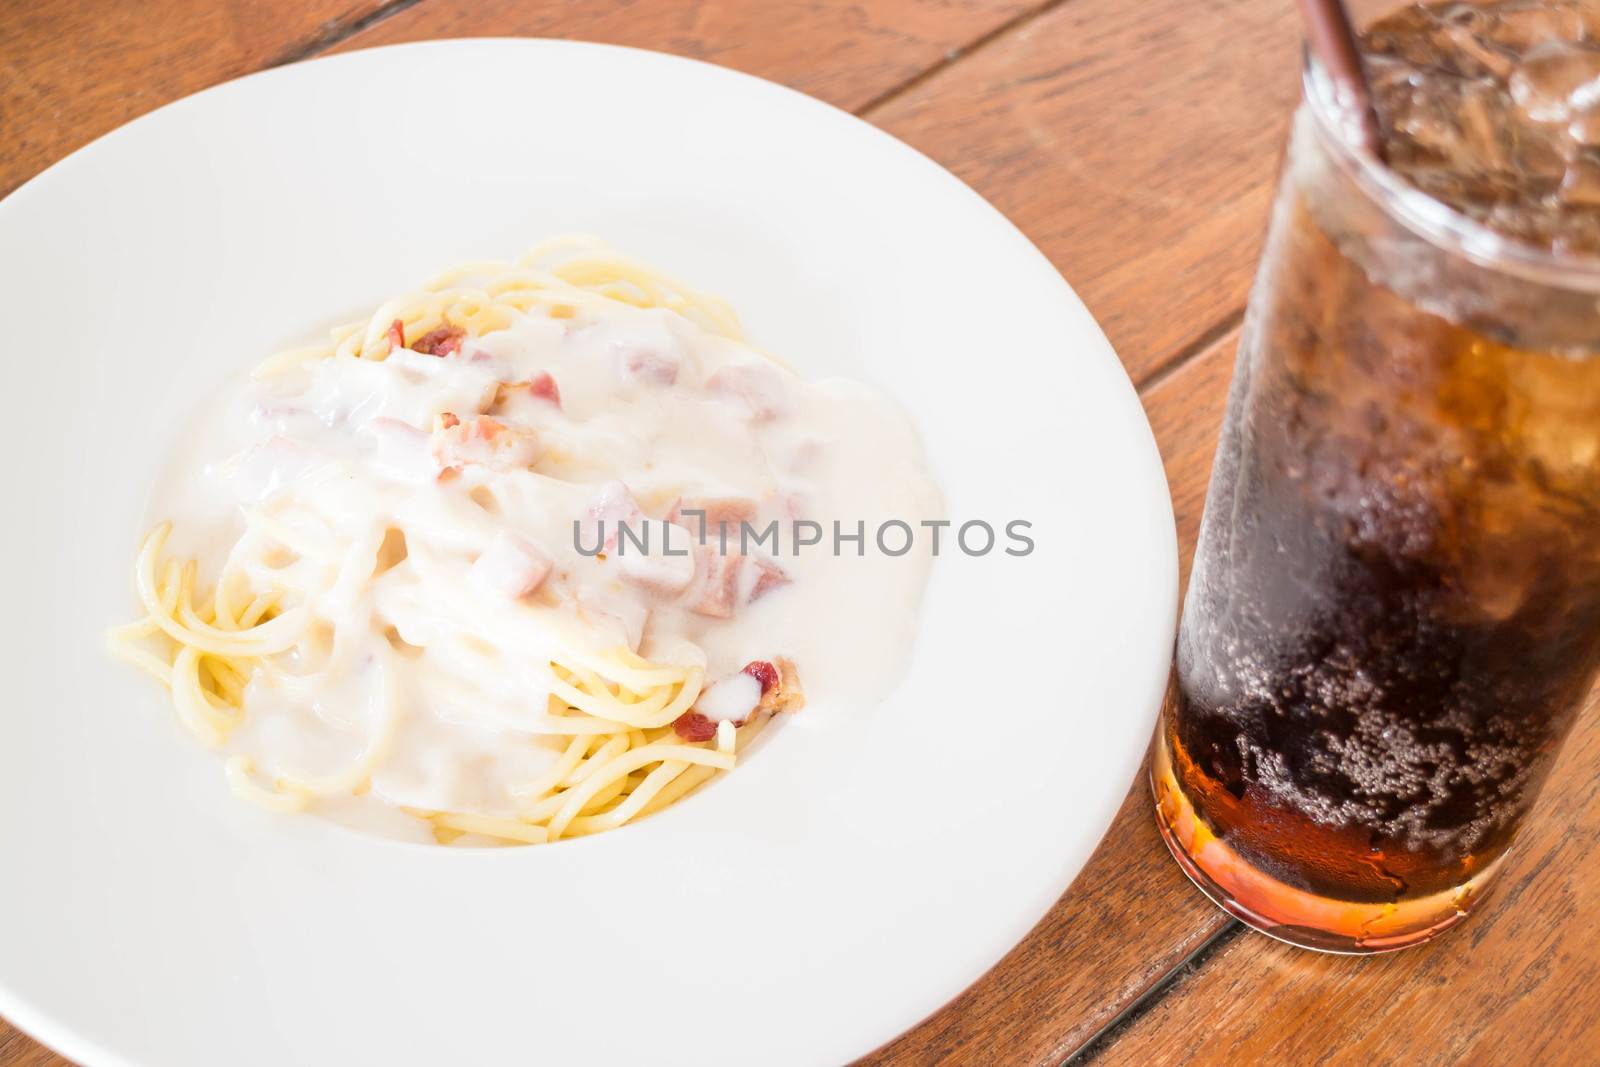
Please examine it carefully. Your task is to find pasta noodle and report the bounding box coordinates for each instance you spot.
[109,239,802,846]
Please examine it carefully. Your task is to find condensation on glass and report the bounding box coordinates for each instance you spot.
[1154,1,1600,953]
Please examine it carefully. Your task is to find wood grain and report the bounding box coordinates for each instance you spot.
[0,0,398,196]
[331,0,1037,113]
[3,1,1267,1064]
[868,0,1300,385]
[0,1023,60,1067]
[41,0,1600,1064]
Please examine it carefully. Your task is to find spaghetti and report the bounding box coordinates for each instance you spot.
[110,239,813,846]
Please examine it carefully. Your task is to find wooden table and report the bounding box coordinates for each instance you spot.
[5,2,1598,1063]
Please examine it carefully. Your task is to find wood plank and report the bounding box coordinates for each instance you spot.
[0,0,1042,199]
[0,0,397,196]
[3,2,1248,1067]
[0,1022,61,1067]
[1087,351,1600,1067]
[868,0,1300,385]
[332,0,1037,113]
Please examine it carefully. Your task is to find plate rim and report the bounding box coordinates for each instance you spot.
[0,36,1179,1067]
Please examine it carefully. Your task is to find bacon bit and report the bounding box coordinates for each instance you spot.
[748,557,790,602]
[386,319,406,351]
[676,661,800,739]
[688,548,743,619]
[672,711,718,742]
[742,660,779,694]
[529,371,561,406]
[430,414,541,471]
[759,657,805,715]
[411,323,466,357]
[495,371,563,413]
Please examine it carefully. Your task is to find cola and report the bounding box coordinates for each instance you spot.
[1155,0,1600,951]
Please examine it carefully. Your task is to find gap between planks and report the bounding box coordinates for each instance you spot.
[1136,306,1246,395]
[265,0,429,67]
[259,0,1080,123]
[1065,920,1248,1064]
[854,0,1079,118]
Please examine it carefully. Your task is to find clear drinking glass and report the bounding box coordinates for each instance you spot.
[1151,58,1600,953]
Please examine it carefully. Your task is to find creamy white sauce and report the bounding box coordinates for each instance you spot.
[148,298,942,835]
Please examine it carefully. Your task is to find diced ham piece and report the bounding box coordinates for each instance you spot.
[620,347,680,387]
[669,496,757,544]
[528,371,561,405]
[449,342,510,378]
[411,323,466,357]
[359,417,435,483]
[470,532,551,599]
[706,363,788,421]
[664,497,787,615]
[600,317,687,387]
[746,556,791,603]
[493,371,562,415]
[430,413,541,471]
[582,481,646,554]
[687,548,743,619]
[385,319,406,351]
[617,521,698,595]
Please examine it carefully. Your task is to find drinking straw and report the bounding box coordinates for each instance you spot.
[1296,0,1386,159]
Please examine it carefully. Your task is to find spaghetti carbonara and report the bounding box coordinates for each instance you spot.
[109,239,940,845]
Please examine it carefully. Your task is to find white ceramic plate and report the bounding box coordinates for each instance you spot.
[0,39,1176,1067]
